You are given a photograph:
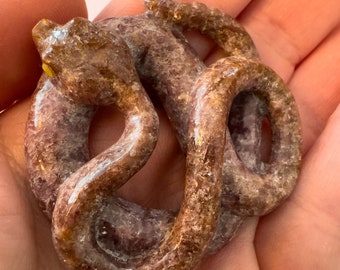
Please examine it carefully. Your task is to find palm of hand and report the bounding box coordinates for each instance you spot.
[0,0,339,269]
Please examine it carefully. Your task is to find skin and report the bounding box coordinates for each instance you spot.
[0,0,339,269]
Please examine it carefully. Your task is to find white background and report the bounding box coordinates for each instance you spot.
[85,0,111,20]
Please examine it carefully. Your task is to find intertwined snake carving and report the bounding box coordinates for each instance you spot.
[25,0,301,269]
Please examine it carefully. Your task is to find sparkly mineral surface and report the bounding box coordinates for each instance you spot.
[25,0,301,269]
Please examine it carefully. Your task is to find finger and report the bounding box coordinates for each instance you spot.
[95,0,145,18]
[289,25,340,151]
[255,104,340,269]
[238,0,340,81]
[0,0,87,110]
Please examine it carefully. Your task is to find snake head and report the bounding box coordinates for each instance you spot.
[32,17,138,105]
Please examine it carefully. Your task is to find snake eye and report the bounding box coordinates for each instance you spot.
[42,63,55,78]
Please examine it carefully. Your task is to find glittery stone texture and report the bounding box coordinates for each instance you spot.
[25,0,301,269]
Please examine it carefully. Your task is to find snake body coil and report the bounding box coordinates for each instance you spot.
[25,0,301,269]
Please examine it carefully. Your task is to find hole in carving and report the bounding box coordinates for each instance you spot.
[88,106,125,158]
[260,116,272,164]
[228,91,272,173]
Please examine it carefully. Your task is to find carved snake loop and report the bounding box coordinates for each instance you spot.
[25,0,301,269]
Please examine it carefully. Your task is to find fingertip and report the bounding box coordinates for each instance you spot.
[95,0,145,20]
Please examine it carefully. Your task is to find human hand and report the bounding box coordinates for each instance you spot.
[0,0,339,269]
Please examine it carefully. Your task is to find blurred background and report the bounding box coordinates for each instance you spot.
[85,0,111,20]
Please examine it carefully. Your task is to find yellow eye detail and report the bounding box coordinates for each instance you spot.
[42,63,55,78]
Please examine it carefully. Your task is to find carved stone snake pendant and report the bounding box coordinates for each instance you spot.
[24,0,302,269]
